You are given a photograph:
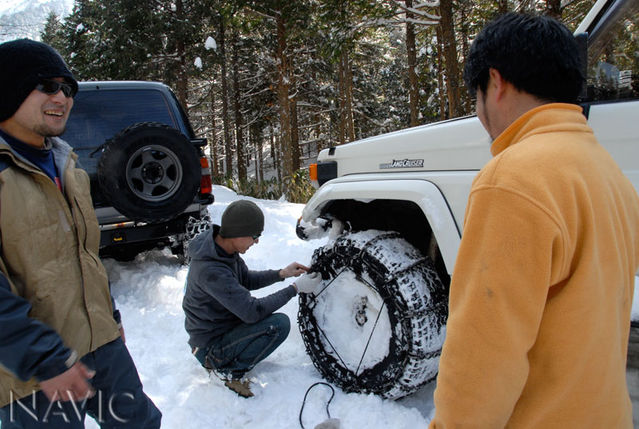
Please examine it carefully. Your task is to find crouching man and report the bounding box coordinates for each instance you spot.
[182,200,321,397]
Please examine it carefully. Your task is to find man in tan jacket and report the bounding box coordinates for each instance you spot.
[430,13,639,428]
[0,39,161,428]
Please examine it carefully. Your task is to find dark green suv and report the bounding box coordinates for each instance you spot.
[62,81,214,261]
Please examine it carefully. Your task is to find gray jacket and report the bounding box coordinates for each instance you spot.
[182,225,296,348]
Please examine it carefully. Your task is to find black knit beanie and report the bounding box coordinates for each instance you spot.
[219,200,264,238]
[0,39,78,122]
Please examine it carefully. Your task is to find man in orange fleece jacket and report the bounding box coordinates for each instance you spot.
[430,13,639,428]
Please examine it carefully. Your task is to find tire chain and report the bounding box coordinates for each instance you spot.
[299,230,448,399]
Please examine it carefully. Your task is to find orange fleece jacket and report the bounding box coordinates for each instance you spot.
[430,104,639,428]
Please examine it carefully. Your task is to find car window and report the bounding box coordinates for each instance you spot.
[586,0,639,102]
[62,88,181,173]
[63,89,179,151]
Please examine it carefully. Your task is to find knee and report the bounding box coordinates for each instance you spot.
[269,313,290,336]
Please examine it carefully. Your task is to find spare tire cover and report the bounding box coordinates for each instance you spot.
[97,122,201,223]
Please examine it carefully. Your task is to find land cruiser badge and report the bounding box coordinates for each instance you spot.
[379,159,424,169]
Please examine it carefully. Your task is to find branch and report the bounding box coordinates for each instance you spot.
[388,0,441,21]
[560,0,580,10]
[243,6,276,22]
[391,17,440,25]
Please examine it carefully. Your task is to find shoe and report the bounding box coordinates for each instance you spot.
[224,378,254,398]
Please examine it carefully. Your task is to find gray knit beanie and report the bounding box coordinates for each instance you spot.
[0,39,78,122]
[219,200,264,238]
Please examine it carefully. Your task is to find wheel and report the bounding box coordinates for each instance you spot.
[97,122,201,223]
[298,230,448,399]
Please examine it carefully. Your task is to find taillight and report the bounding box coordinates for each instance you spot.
[199,156,212,195]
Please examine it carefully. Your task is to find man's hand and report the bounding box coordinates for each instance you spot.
[294,272,322,294]
[39,362,95,402]
[280,262,309,279]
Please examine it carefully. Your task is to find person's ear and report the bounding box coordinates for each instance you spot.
[488,68,508,102]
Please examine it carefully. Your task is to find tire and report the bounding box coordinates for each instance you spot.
[298,230,448,399]
[97,122,201,223]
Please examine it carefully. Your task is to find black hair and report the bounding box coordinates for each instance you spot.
[463,12,584,104]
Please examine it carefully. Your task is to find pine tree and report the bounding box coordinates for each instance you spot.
[40,12,65,50]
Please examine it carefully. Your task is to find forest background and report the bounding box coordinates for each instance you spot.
[39,0,596,202]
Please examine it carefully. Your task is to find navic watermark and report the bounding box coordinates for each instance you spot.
[6,390,134,424]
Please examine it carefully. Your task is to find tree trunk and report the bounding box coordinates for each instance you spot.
[269,127,277,178]
[271,129,282,189]
[209,88,220,177]
[276,12,293,182]
[338,50,355,144]
[436,26,447,120]
[315,112,323,151]
[337,54,346,145]
[254,127,264,183]
[459,3,472,114]
[496,0,508,14]
[290,95,301,172]
[219,18,233,177]
[545,0,562,19]
[439,0,462,118]
[174,0,188,109]
[344,52,355,142]
[289,60,300,172]
[405,0,420,127]
[231,29,246,182]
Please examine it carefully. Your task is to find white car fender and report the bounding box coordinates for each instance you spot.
[301,178,461,275]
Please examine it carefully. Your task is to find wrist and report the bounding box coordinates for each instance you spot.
[36,349,78,382]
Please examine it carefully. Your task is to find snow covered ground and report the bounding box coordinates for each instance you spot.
[93,186,435,429]
[86,185,638,429]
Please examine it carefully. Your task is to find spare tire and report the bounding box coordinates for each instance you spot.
[298,230,448,399]
[97,122,201,223]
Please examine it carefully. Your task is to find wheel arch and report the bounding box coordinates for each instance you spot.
[301,179,460,282]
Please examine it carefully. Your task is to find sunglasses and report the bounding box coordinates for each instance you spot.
[35,80,77,98]
[252,234,261,240]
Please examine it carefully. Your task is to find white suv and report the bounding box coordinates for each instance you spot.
[296,0,639,399]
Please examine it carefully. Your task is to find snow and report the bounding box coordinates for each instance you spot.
[205,36,217,51]
[65,185,639,428]
[194,57,202,69]
[0,0,69,15]
[90,185,435,429]
[314,270,392,372]
[0,0,74,42]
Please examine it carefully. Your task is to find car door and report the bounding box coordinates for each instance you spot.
[581,0,639,192]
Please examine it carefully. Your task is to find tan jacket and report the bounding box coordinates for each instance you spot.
[0,137,120,407]
[431,104,639,428]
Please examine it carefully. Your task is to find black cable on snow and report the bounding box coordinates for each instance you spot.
[299,382,336,429]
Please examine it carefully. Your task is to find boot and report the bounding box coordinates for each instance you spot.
[224,378,254,398]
